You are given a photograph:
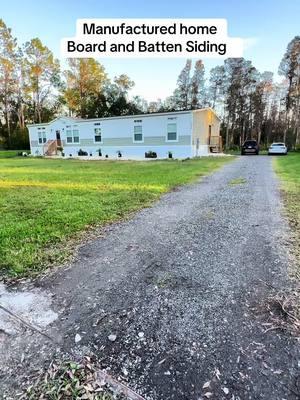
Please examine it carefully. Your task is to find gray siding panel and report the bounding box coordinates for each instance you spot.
[64,139,95,147]
[63,135,191,147]
[103,135,191,146]
[81,139,95,146]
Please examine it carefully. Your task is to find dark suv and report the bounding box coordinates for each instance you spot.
[241,140,259,155]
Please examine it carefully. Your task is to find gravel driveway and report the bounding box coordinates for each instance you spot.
[1,156,299,399]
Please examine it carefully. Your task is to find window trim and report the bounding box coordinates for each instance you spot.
[66,125,80,144]
[73,128,80,144]
[38,129,47,144]
[133,124,144,143]
[66,128,73,144]
[94,127,102,144]
[166,122,178,142]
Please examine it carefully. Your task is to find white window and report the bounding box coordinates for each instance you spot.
[73,128,79,143]
[167,123,177,141]
[38,128,46,144]
[94,127,102,143]
[133,124,143,142]
[66,125,80,144]
[66,127,72,143]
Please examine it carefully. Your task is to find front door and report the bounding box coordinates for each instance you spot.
[56,130,61,146]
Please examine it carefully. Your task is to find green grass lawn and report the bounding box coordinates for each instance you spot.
[0,150,28,158]
[274,152,300,266]
[0,156,233,277]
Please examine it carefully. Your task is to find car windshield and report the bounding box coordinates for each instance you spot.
[244,141,257,146]
[271,143,285,146]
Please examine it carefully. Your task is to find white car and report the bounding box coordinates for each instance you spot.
[268,142,288,155]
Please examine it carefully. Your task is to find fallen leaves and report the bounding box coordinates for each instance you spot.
[202,381,210,389]
[264,289,300,336]
[214,368,221,381]
[222,387,229,395]
[19,356,144,400]
[75,333,82,343]
[108,334,117,342]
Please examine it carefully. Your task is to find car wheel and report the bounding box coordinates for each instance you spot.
[256,151,259,155]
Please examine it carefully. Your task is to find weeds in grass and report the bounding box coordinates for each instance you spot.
[157,273,173,288]
[21,358,115,400]
[202,209,215,220]
[229,177,247,185]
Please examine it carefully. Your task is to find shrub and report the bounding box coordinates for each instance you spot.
[145,151,157,158]
[78,149,88,156]
[229,145,240,151]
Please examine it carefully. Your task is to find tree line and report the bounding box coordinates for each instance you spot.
[0,18,299,150]
[0,19,144,149]
[153,38,300,150]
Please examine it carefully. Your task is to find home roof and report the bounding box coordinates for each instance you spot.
[27,107,220,127]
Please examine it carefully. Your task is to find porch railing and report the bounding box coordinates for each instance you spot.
[209,136,223,153]
[43,140,58,156]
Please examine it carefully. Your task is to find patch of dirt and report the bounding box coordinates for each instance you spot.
[0,283,57,335]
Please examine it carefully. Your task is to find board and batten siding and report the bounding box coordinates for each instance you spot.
[192,109,220,156]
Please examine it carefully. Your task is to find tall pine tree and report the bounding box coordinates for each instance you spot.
[190,60,205,109]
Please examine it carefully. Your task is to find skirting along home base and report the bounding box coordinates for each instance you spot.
[27,108,222,159]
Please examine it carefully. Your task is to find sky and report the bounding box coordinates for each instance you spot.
[1,0,300,101]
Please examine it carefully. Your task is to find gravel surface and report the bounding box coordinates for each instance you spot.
[1,156,299,399]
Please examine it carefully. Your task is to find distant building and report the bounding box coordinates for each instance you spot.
[27,108,222,159]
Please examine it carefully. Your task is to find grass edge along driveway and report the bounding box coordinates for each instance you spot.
[273,152,300,273]
[0,156,233,278]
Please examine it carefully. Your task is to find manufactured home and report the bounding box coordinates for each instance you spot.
[27,108,222,159]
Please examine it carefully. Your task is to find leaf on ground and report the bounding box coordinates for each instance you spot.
[214,368,221,380]
[75,333,82,343]
[202,381,211,389]
[222,387,229,394]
